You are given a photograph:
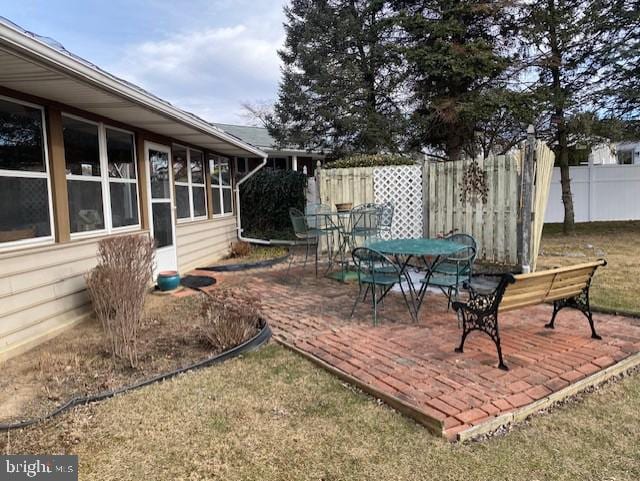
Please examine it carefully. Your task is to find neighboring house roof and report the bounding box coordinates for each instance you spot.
[214,123,278,150]
[213,123,326,156]
[0,17,267,158]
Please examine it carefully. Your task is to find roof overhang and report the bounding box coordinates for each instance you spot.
[265,148,327,158]
[0,22,267,158]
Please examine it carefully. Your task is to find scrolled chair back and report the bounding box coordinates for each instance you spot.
[351,247,400,280]
[350,203,379,239]
[289,207,310,239]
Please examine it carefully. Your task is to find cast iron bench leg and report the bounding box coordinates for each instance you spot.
[455,308,509,371]
[545,286,602,340]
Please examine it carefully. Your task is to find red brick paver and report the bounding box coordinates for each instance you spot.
[183,265,640,440]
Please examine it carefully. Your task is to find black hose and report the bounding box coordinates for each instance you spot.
[0,319,271,432]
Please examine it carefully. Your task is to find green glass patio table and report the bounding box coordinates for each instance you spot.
[368,238,467,319]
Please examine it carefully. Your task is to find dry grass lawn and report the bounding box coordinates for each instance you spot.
[3,344,640,481]
[539,221,640,315]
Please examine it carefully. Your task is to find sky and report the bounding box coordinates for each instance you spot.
[0,0,286,124]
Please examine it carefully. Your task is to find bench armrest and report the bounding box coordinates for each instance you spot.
[453,273,516,315]
[453,291,496,316]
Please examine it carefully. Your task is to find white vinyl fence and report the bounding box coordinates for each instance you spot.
[544,164,640,223]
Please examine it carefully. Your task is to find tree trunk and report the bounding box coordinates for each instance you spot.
[548,0,575,234]
[557,126,575,233]
[446,128,463,161]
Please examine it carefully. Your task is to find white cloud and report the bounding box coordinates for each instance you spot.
[111,13,284,123]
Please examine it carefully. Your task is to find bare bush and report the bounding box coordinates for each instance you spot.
[230,241,252,258]
[85,234,155,368]
[199,289,261,352]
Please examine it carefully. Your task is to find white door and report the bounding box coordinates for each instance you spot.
[145,142,178,276]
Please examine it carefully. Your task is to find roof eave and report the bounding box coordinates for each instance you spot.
[0,22,267,158]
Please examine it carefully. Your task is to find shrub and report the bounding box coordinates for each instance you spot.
[198,289,261,352]
[85,234,155,368]
[240,169,307,240]
[323,153,417,169]
[230,241,252,258]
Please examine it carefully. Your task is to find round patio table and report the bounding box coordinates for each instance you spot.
[305,211,353,278]
[368,238,467,320]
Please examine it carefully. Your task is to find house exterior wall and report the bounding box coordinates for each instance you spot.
[0,87,239,362]
[176,216,237,272]
[0,236,106,361]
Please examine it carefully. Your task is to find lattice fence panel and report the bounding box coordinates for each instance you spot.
[373,165,423,239]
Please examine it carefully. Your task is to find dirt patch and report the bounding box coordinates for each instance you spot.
[0,292,259,425]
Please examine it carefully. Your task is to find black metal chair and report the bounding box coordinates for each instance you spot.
[350,247,413,325]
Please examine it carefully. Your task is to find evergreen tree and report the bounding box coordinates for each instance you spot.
[393,0,517,160]
[605,0,640,121]
[268,0,406,154]
[519,0,635,233]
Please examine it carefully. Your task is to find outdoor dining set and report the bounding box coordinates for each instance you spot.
[287,203,477,325]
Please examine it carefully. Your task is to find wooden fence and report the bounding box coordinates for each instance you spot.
[425,154,520,265]
[317,141,555,269]
[318,167,375,207]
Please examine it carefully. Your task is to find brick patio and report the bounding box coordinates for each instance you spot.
[184,264,640,441]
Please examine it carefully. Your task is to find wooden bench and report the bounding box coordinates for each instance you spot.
[452,259,607,370]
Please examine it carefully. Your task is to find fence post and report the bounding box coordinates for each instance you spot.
[520,125,536,273]
[422,158,429,237]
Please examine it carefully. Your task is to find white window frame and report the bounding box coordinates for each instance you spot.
[63,113,141,240]
[174,145,208,223]
[209,154,233,217]
[0,94,55,251]
[106,125,142,233]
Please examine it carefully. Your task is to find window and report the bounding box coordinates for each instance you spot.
[234,157,249,178]
[267,157,288,170]
[62,114,139,236]
[0,96,54,247]
[209,154,233,215]
[173,145,207,221]
[617,149,634,165]
[107,128,139,228]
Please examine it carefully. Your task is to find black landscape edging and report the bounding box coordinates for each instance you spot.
[197,252,290,272]
[0,320,271,432]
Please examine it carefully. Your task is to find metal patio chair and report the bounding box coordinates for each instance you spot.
[350,247,413,326]
[286,207,321,280]
[349,204,380,249]
[417,233,478,311]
